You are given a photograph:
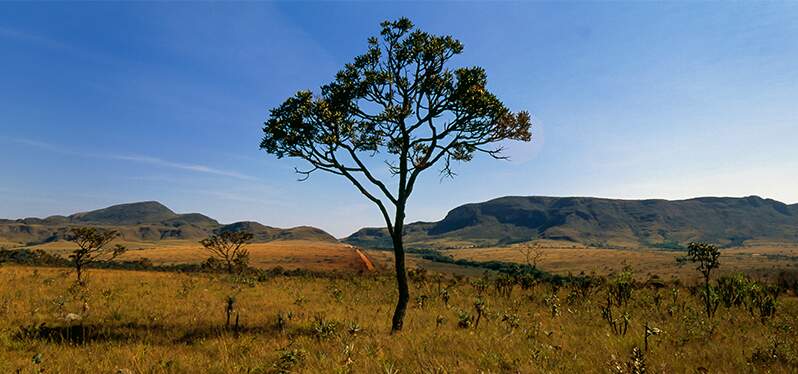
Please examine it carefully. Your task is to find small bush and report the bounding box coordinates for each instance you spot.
[311,315,339,340]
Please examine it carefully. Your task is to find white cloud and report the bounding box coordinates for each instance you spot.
[111,155,256,181]
[3,137,257,181]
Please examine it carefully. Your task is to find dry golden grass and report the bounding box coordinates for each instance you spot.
[0,240,20,248]
[0,265,796,373]
[364,249,488,277]
[21,238,798,280]
[25,239,366,272]
[444,242,798,281]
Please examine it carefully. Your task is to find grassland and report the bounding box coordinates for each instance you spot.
[15,238,798,279]
[2,239,798,372]
[1,263,797,373]
[20,239,366,272]
[443,241,798,281]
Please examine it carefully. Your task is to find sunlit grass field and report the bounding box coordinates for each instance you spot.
[21,239,366,272]
[443,242,798,281]
[17,238,798,280]
[1,264,796,373]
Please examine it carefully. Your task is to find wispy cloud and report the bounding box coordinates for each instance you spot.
[0,26,73,51]
[7,137,77,154]
[196,190,273,205]
[3,137,257,181]
[111,155,257,180]
[0,26,116,65]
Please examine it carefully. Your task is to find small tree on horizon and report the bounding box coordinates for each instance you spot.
[678,241,721,318]
[517,243,545,270]
[200,231,254,274]
[259,18,532,332]
[67,227,126,284]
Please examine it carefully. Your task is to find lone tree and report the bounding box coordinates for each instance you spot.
[517,243,545,270]
[260,18,532,332]
[67,227,126,284]
[200,231,254,274]
[679,241,721,318]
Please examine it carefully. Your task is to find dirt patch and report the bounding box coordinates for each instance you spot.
[355,248,376,272]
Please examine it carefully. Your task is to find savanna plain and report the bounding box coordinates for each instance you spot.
[1,240,798,373]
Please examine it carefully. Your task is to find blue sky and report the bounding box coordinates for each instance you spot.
[1,2,796,237]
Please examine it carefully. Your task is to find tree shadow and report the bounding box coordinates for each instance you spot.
[14,321,283,345]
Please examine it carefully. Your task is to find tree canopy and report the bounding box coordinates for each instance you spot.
[67,227,126,283]
[261,18,531,234]
[260,17,532,332]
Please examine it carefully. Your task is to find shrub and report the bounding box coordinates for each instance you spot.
[601,295,629,336]
[544,292,560,318]
[457,310,474,329]
[608,266,634,307]
[494,273,515,298]
[199,231,254,274]
[500,312,520,330]
[473,298,487,328]
[678,242,721,318]
[311,315,339,340]
[66,227,126,284]
[716,272,753,309]
[273,348,307,373]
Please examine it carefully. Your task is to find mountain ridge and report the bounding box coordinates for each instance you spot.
[0,201,337,247]
[345,195,798,249]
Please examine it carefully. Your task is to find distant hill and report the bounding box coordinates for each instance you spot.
[216,221,336,242]
[69,201,185,225]
[345,196,798,249]
[0,201,337,247]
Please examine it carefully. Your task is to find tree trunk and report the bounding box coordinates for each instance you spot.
[75,263,83,284]
[390,227,409,333]
[704,276,712,318]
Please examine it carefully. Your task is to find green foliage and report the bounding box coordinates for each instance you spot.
[347,321,362,336]
[273,347,308,373]
[329,286,344,303]
[471,277,490,296]
[500,312,520,330]
[679,242,721,282]
[494,273,515,298]
[0,249,70,267]
[544,292,560,318]
[567,274,602,306]
[609,266,635,306]
[311,315,339,340]
[679,242,722,318]
[456,310,474,329]
[716,273,750,307]
[260,17,532,333]
[260,18,531,177]
[748,283,780,323]
[66,227,126,283]
[601,295,630,336]
[749,334,798,367]
[714,272,780,322]
[199,231,254,274]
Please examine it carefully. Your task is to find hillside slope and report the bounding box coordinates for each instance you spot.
[345,196,798,249]
[0,201,337,247]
